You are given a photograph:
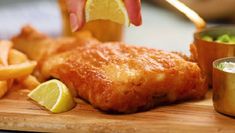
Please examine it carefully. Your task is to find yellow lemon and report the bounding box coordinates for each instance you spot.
[28,79,75,113]
[85,0,130,26]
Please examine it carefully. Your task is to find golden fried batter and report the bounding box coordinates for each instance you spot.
[12,25,99,61]
[13,26,207,113]
[42,42,207,113]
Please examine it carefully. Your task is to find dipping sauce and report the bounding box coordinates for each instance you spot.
[202,34,235,44]
[217,62,235,73]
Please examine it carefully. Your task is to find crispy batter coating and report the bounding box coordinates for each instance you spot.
[12,26,99,60]
[13,26,207,113]
[42,42,207,113]
[12,26,99,81]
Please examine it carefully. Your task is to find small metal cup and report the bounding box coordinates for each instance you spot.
[193,26,235,86]
[213,57,235,116]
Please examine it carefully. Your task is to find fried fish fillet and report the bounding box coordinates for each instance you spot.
[12,26,99,81]
[12,25,99,61]
[13,26,207,113]
[42,43,207,113]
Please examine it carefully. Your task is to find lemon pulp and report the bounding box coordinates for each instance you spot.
[85,0,130,26]
[28,79,75,113]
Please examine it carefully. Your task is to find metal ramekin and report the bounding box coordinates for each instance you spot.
[193,26,235,86]
[213,57,235,116]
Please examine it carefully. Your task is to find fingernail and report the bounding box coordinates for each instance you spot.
[70,13,79,32]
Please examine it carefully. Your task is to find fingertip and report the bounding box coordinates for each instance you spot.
[70,13,79,32]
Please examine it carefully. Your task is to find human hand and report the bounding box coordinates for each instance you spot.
[66,0,142,32]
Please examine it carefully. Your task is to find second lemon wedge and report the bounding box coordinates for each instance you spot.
[85,0,130,26]
[28,79,75,113]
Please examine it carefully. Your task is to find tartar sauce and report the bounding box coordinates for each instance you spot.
[217,62,235,73]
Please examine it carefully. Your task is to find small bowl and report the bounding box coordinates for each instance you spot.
[192,26,235,86]
[213,57,235,116]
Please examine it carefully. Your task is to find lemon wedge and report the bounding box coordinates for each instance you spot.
[85,0,130,26]
[28,79,75,113]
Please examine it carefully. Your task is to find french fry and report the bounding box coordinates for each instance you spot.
[0,40,39,97]
[0,41,13,66]
[0,81,8,98]
[23,75,40,89]
[8,49,28,65]
[0,61,37,80]
[0,41,12,98]
[17,75,40,90]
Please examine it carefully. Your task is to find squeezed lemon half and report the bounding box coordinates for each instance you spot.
[28,79,75,113]
[85,0,130,26]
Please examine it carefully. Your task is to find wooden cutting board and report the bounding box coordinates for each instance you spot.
[0,87,235,133]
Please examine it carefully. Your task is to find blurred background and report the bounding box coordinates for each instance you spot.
[0,0,234,55]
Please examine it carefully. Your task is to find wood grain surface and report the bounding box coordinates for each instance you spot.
[0,88,235,133]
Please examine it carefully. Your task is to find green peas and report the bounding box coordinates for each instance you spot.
[216,34,231,43]
[202,36,213,42]
[202,34,235,44]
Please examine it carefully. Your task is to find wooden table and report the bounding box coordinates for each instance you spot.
[0,88,235,133]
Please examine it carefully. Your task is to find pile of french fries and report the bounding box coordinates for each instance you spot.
[0,40,40,98]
